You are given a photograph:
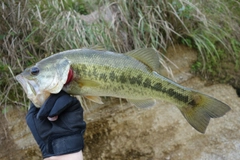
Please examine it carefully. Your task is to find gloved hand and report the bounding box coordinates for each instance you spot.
[26,90,86,158]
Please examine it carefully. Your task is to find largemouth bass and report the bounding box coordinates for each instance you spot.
[15,48,230,133]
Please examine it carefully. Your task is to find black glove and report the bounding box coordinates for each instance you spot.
[26,90,86,158]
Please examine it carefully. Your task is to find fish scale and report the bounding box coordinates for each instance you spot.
[16,48,231,133]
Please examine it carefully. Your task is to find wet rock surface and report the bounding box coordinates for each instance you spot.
[1,45,239,159]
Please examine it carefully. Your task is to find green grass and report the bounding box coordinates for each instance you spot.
[0,0,240,108]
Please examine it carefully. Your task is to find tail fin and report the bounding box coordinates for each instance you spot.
[178,92,231,133]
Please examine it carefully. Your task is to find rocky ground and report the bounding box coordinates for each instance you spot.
[0,45,239,160]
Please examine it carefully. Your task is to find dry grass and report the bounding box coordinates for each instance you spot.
[0,0,39,107]
[0,0,239,108]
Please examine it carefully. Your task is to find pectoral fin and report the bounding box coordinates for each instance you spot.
[127,99,156,109]
[84,96,104,104]
[79,78,101,88]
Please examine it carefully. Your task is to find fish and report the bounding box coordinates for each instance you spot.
[15,48,231,133]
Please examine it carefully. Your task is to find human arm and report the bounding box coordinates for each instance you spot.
[44,150,83,160]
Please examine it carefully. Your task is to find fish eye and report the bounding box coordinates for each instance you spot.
[30,67,40,76]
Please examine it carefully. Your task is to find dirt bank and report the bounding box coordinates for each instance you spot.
[0,45,239,160]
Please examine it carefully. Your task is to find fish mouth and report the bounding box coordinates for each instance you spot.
[15,74,37,96]
[15,74,51,107]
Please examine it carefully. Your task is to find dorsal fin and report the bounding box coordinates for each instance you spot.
[125,48,161,72]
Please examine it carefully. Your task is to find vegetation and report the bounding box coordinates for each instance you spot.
[0,0,240,108]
